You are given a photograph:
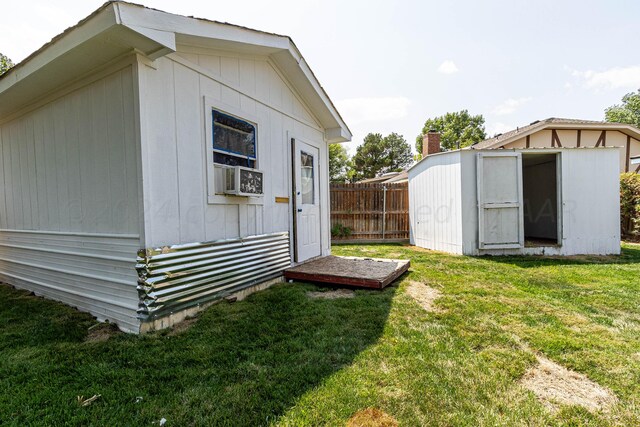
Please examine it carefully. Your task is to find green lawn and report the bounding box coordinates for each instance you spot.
[1,243,639,426]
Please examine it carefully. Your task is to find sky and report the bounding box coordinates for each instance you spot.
[2,0,640,155]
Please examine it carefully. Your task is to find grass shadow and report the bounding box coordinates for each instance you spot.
[0,281,396,426]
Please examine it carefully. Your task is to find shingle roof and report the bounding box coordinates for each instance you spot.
[356,170,409,184]
[473,117,627,149]
[358,172,400,184]
[383,170,408,183]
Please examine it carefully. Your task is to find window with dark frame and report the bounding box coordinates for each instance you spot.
[212,109,256,168]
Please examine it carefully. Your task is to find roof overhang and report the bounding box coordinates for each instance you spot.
[0,2,351,141]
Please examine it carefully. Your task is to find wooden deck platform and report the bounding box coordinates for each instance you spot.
[284,255,410,289]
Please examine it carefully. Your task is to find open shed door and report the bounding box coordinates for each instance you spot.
[477,152,524,249]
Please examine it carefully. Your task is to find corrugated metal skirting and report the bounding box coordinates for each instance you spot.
[136,232,291,320]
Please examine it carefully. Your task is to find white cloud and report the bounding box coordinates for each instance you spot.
[437,60,459,75]
[335,96,411,125]
[486,122,515,137]
[570,65,640,90]
[491,97,532,115]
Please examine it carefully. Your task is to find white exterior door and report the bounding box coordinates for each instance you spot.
[477,152,524,249]
[294,139,321,262]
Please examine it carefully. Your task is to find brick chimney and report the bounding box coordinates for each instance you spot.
[423,130,441,157]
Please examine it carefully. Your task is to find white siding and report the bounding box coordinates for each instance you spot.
[460,150,481,255]
[138,49,330,255]
[560,148,620,255]
[0,65,142,331]
[409,151,463,254]
[0,66,139,234]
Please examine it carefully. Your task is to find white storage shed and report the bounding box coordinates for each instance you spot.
[408,146,621,256]
[0,2,350,332]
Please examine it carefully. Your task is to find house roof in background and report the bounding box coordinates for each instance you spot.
[357,170,408,184]
[0,1,351,141]
[358,172,400,184]
[474,117,640,149]
[382,170,408,183]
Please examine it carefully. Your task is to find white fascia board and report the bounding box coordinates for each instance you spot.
[631,156,640,165]
[286,39,352,140]
[115,2,290,52]
[0,4,118,95]
[326,127,351,143]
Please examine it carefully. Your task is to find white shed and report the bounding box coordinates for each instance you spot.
[0,2,350,332]
[408,147,621,256]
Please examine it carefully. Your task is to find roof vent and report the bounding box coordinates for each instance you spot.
[530,120,540,125]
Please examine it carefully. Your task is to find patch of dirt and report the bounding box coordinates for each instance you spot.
[520,354,618,412]
[85,323,121,343]
[347,408,398,427]
[166,317,198,336]
[306,289,355,300]
[406,281,442,312]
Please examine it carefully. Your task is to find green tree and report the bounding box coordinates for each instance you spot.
[605,90,640,127]
[351,132,412,181]
[416,110,486,154]
[0,53,13,76]
[328,143,350,183]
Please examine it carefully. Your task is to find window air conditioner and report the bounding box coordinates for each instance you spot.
[224,166,264,197]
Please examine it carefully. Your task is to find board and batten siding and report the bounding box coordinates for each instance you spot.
[138,48,330,254]
[0,65,141,332]
[409,151,463,254]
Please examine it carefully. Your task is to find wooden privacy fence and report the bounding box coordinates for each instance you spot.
[330,182,409,242]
